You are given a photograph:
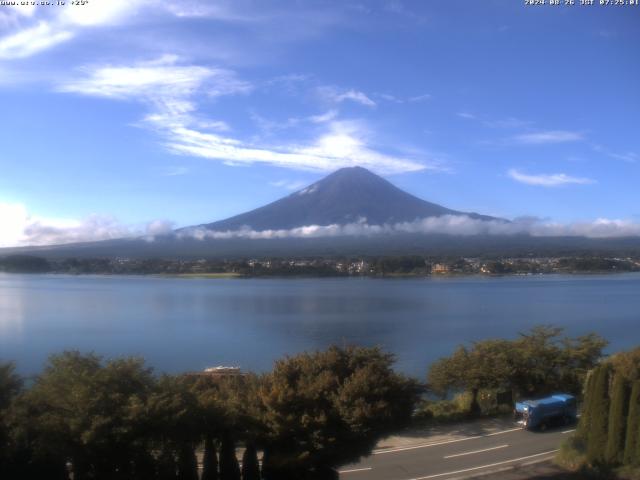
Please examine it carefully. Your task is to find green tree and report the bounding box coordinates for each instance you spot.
[610,347,640,382]
[560,333,609,394]
[146,375,205,480]
[0,362,22,465]
[623,380,640,466]
[428,340,514,413]
[260,346,421,478]
[586,364,611,465]
[15,352,156,479]
[605,374,629,464]
[576,368,595,442]
[428,326,606,408]
[241,443,260,480]
[0,362,22,411]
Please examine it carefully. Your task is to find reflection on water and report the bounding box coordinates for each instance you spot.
[1,273,639,377]
[0,274,26,338]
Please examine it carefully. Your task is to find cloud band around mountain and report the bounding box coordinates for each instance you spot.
[177,215,640,241]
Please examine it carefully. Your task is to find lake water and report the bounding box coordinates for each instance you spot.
[1,273,639,378]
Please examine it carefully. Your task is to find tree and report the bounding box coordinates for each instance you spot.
[146,375,205,480]
[219,432,241,480]
[610,347,640,383]
[428,340,514,413]
[427,326,607,408]
[201,435,219,480]
[0,362,22,411]
[586,364,611,465]
[14,351,156,479]
[576,368,595,442]
[623,380,640,466]
[560,333,608,394]
[241,443,260,480]
[605,374,629,464]
[0,362,23,476]
[259,346,421,478]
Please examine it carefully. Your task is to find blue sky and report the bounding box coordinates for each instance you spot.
[0,0,638,246]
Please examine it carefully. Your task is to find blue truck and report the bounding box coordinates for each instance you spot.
[514,393,577,431]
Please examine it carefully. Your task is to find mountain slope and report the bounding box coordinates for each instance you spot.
[195,166,496,232]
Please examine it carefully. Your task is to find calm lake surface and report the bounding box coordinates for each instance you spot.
[1,273,639,377]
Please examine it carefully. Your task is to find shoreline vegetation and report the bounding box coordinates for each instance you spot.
[2,327,631,479]
[1,254,639,277]
[556,348,640,479]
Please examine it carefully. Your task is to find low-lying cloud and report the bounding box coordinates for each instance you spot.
[4,203,640,248]
[0,202,173,248]
[177,215,640,241]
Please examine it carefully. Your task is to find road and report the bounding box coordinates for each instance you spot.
[339,425,574,480]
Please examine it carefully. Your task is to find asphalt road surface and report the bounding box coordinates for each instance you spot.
[339,425,574,480]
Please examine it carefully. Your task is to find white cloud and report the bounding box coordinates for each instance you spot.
[0,202,173,247]
[513,130,583,144]
[592,144,638,163]
[59,55,251,100]
[0,22,73,59]
[508,169,595,187]
[408,93,431,103]
[177,215,640,241]
[60,0,137,27]
[607,152,638,163]
[5,203,640,247]
[309,110,338,123]
[455,112,530,129]
[0,0,147,59]
[317,86,376,107]
[163,122,427,174]
[374,93,431,104]
[60,57,429,174]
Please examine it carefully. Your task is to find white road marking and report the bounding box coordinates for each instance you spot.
[407,449,558,480]
[373,428,522,455]
[561,429,576,434]
[338,467,373,474]
[443,444,509,459]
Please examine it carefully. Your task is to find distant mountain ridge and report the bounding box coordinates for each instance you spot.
[192,166,497,232]
[6,166,640,260]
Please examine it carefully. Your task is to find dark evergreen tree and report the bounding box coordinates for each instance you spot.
[586,364,611,464]
[219,433,241,480]
[624,380,640,466]
[178,443,199,480]
[576,368,595,441]
[241,443,260,480]
[202,435,219,480]
[605,374,630,464]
